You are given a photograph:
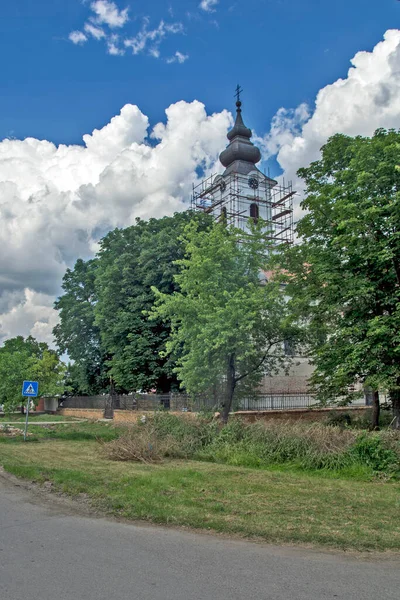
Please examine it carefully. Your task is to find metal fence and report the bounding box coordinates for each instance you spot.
[60,392,367,413]
[60,395,107,409]
[239,393,366,411]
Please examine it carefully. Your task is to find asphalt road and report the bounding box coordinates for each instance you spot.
[0,475,398,600]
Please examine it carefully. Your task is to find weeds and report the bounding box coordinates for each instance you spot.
[102,414,400,478]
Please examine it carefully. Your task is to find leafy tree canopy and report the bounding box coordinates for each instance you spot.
[152,221,299,422]
[54,211,212,394]
[94,211,212,392]
[53,259,109,395]
[284,129,400,425]
[0,336,65,412]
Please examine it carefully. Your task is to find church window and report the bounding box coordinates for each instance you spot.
[284,339,295,356]
[250,203,259,224]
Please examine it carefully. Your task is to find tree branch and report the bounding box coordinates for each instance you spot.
[234,341,277,384]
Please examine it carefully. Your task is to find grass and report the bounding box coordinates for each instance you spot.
[103,413,400,478]
[0,421,119,443]
[0,414,80,423]
[0,421,399,552]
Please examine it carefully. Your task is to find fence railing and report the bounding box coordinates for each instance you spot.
[239,394,366,411]
[60,392,367,413]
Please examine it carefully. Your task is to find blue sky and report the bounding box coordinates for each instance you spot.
[1,0,400,344]
[1,0,399,145]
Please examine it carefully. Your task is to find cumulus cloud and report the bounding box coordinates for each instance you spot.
[90,0,129,28]
[262,29,400,220]
[166,51,189,64]
[0,102,231,344]
[0,291,58,347]
[200,0,219,12]
[4,30,400,345]
[69,31,88,45]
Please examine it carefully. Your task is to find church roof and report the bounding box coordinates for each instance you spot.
[219,99,262,175]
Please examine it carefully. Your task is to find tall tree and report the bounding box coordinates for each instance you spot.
[94,211,213,392]
[285,130,400,428]
[152,221,297,423]
[0,336,65,412]
[53,259,109,394]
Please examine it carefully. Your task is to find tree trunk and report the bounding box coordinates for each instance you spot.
[104,378,116,419]
[221,354,236,425]
[371,390,380,430]
[391,388,400,430]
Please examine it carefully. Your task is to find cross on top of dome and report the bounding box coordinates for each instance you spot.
[219,85,262,174]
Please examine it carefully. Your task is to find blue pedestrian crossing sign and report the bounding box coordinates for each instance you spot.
[22,381,39,397]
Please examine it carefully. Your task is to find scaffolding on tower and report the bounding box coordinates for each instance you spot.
[191,172,295,246]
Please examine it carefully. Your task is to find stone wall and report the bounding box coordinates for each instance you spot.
[59,408,104,420]
[234,406,367,423]
[60,406,368,424]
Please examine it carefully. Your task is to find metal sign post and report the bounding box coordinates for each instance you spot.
[23,397,30,442]
[21,381,39,442]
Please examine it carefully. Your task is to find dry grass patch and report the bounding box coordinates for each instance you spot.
[101,415,400,476]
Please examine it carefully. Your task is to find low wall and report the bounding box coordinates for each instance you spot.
[114,410,151,424]
[60,406,368,424]
[59,408,105,420]
[59,408,197,423]
[234,406,367,423]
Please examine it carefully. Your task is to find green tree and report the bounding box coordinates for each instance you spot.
[152,221,297,423]
[94,211,212,393]
[285,130,400,428]
[0,336,65,412]
[53,259,109,394]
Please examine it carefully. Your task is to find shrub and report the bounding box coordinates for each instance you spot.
[102,426,167,463]
[350,433,399,473]
[325,411,352,428]
[197,420,356,471]
[101,413,400,477]
[350,408,395,430]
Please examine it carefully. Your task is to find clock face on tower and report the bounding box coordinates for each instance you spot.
[248,177,259,190]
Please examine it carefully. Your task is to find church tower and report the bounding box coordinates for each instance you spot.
[192,88,294,245]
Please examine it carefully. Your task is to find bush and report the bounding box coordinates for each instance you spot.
[102,426,167,463]
[351,433,399,473]
[350,408,394,430]
[325,411,352,428]
[101,414,400,477]
[197,420,356,471]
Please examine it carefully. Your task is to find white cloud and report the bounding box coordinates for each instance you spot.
[69,31,88,45]
[68,4,184,60]
[106,34,125,55]
[262,29,400,222]
[0,102,231,344]
[0,291,58,347]
[200,0,219,12]
[5,30,400,345]
[90,0,129,28]
[84,22,106,40]
[166,51,189,64]
[124,18,184,58]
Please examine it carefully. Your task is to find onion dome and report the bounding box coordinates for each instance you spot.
[219,100,261,173]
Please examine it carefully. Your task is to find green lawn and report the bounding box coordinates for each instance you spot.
[0,422,399,552]
[0,414,80,423]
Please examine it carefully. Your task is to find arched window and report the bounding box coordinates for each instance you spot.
[250,203,259,224]
[220,206,227,223]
